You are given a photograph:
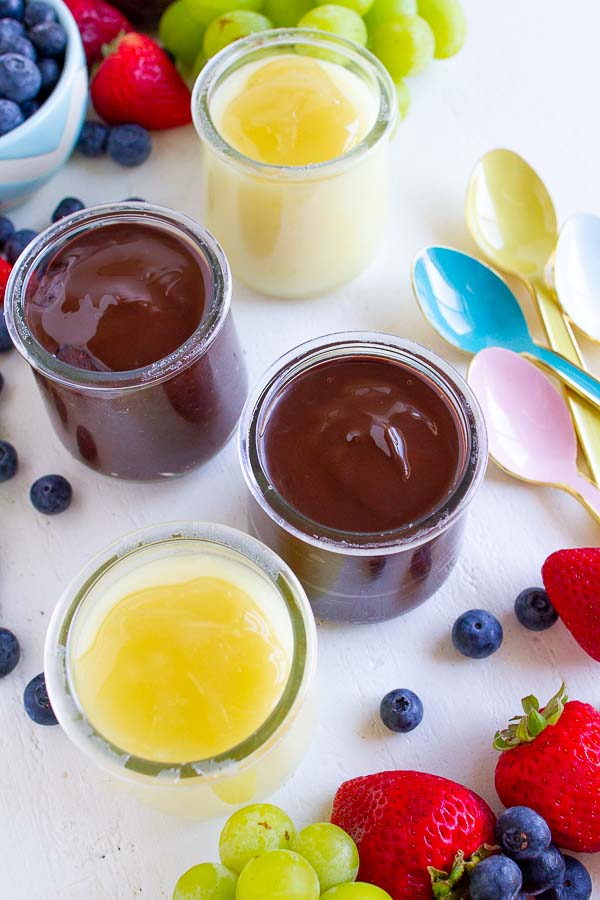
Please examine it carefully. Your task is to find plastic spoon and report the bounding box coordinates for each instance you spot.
[468,347,600,524]
[466,147,600,484]
[554,212,600,342]
[411,247,600,408]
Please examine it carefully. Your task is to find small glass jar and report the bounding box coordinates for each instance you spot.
[5,204,248,481]
[239,333,488,624]
[44,522,317,818]
[192,30,397,298]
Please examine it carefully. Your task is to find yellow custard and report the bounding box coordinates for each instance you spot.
[217,55,374,166]
[71,554,291,764]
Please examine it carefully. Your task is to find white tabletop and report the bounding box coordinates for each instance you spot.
[2,1,600,896]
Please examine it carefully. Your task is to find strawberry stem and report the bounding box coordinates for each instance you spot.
[429,845,497,898]
[493,683,568,751]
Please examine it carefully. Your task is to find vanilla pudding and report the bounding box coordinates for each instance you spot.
[44,524,317,818]
[193,31,397,298]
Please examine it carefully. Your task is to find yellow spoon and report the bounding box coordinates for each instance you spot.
[466,147,600,484]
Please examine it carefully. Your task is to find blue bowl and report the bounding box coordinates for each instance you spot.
[0,0,87,210]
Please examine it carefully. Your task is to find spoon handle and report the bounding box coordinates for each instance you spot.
[531,279,600,485]
[529,344,600,409]
[568,473,600,525]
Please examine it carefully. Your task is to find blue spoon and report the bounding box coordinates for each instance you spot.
[412,247,600,410]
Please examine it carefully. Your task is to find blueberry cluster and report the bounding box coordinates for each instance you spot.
[0,0,67,137]
[469,807,592,900]
[77,119,152,168]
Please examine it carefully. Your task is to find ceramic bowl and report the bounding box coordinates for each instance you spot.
[0,0,87,210]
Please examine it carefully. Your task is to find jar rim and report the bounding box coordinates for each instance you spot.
[239,332,489,555]
[44,522,317,783]
[192,28,397,180]
[4,203,232,393]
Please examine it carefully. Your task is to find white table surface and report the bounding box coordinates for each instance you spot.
[2,1,600,896]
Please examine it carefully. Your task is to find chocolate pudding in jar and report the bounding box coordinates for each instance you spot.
[5,204,248,480]
[239,333,487,623]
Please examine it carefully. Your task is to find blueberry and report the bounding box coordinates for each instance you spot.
[29,21,66,57]
[0,309,11,350]
[24,1,56,28]
[77,119,109,157]
[0,16,23,41]
[0,52,41,102]
[496,806,552,860]
[37,55,59,94]
[19,96,37,116]
[0,213,13,248]
[1,33,36,59]
[51,196,85,223]
[515,588,558,632]
[469,855,523,900]
[0,0,23,21]
[30,473,72,514]
[5,227,37,263]
[380,688,423,733]
[0,95,23,133]
[0,370,4,392]
[107,123,152,167]
[0,439,17,480]
[125,196,146,202]
[452,609,503,659]
[538,855,593,900]
[520,847,566,896]
[0,627,19,676]
[23,672,57,725]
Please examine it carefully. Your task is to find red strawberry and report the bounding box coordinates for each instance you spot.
[331,770,496,898]
[0,258,13,304]
[494,684,600,853]
[542,547,600,661]
[63,0,133,65]
[90,32,192,130]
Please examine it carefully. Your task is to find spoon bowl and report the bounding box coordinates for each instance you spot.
[468,348,600,523]
[466,148,557,279]
[554,212,600,343]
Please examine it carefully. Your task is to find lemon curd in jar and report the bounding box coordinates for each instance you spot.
[70,548,292,764]
[194,32,396,298]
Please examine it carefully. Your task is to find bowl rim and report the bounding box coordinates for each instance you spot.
[0,0,85,149]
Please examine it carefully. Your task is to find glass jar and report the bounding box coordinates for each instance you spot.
[5,204,248,481]
[192,30,397,298]
[44,522,317,818]
[239,333,488,624]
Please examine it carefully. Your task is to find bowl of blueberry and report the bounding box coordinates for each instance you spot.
[0,0,86,209]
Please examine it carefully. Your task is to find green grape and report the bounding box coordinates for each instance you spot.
[172,863,237,900]
[321,884,394,899]
[159,0,205,65]
[219,804,296,875]
[192,47,207,79]
[264,0,315,27]
[395,78,410,118]
[184,0,264,27]
[370,14,434,78]
[365,0,417,31]
[236,850,320,900]
[316,0,373,16]
[292,823,359,893]
[417,0,466,58]
[298,5,367,46]
[203,11,272,58]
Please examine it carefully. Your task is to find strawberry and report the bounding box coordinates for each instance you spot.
[63,0,133,65]
[542,547,600,661]
[494,683,600,853]
[90,33,192,130]
[331,770,496,899]
[0,258,13,304]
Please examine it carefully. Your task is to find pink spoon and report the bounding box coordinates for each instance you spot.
[468,347,600,524]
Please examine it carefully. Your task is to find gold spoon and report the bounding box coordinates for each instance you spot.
[466,147,600,484]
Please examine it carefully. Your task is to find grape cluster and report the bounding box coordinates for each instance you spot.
[172,802,392,899]
[159,0,466,118]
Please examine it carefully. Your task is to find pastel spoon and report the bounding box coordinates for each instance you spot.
[468,347,600,524]
[554,212,600,342]
[466,147,600,484]
[412,247,600,409]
